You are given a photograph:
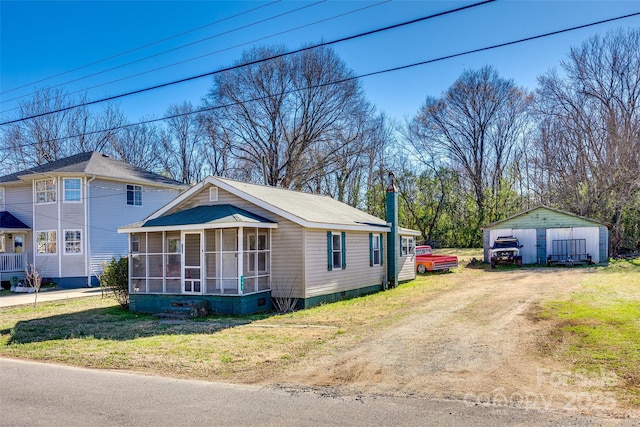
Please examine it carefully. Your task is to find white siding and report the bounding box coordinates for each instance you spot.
[304,230,385,298]
[89,178,182,275]
[398,237,416,281]
[547,227,600,263]
[60,189,86,277]
[4,185,34,258]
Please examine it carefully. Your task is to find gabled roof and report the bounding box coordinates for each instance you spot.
[484,205,607,229]
[0,152,186,188]
[0,211,30,231]
[125,176,392,233]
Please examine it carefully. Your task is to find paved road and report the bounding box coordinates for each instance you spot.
[1,359,636,427]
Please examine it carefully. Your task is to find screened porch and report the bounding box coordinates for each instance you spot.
[129,227,272,296]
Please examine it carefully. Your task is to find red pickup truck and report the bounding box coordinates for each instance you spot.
[415,245,458,273]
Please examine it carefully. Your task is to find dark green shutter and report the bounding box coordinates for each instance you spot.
[369,233,373,267]
[327,231,333,271]
[341,232,346,270]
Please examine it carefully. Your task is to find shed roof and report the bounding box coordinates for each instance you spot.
[484,205,606,230]
[142,204,275,229]
[0,211,30,231]
[0,152,186,188]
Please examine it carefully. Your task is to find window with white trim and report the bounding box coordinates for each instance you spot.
[327,231,346,270]
[401,237,415,256]
[35,178,56,204]
[370,234,382,266]
[131,234,140,253]
[209,187,218,201]
[127,184,142,206]
[64,178,82,202]
[36,230,57,254]
[64,230,82,254]
[0,187,5,210]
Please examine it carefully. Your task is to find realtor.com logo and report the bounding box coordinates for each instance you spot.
[463,368,618,413]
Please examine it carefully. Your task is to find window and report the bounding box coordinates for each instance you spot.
[0,235,4,253]
[64,178,81,202]
[36,230,57,254]
[127,184,142,206]
[0,187,4,210]
[209,187,218,201]
[131,234,140,253]
[35,179,56,204]
[370,233,382,266]
[327,231,346,270]
[401,237,415,256]
[64,230,82,254]
[167,237,180,253]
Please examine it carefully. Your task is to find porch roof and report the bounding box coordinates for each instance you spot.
[0,211,31,232]
[122,204,277,232]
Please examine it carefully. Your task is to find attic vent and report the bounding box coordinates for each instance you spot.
[209,187,219,202]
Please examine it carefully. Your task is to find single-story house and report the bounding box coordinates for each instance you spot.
[118,174,420,315]
[483,205,609,265]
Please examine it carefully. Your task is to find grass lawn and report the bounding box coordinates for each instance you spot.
[0,266,460,383]
[535,257,640,406]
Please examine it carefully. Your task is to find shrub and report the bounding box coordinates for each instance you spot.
[100,257,129,309]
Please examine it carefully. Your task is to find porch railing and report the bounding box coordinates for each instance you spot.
[0,252,27,273]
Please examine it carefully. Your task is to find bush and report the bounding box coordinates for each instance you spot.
[100,257,129,309]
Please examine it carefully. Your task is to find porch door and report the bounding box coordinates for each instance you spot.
[182,232,202,294]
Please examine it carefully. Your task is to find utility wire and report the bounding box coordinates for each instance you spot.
[1,1,326,107]
[1,0,389,116]
[8,7,640,148]
[0,0,495,126]
[0,0,281,96]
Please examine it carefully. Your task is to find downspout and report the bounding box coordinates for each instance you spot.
[385,172,398,288]
[86,175,96,286]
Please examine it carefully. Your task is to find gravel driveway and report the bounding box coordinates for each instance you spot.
[278,267,635,418]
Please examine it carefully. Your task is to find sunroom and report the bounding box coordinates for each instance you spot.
[121,205,277,313]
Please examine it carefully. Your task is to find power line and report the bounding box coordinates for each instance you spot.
[0,0,282,97]
[6,7,639,148]
[0,0,495,126]
[0,0,389,116]
[1,1,327,108]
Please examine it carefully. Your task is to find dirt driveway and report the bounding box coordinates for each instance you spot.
[277,266,629,416]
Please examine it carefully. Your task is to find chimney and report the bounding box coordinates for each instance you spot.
[385,171,398,288]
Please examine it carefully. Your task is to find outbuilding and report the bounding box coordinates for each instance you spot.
[483,205,609,265]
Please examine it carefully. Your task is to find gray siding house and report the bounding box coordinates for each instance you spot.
[118,176,419,315]
[0,152,187,287]
[483,205,609,265]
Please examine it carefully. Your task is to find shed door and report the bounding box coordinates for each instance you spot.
[512,229,537,264]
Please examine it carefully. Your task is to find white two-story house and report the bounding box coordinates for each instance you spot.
[0,152,187,288]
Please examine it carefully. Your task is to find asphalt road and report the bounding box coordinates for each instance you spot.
[1,359,637,427]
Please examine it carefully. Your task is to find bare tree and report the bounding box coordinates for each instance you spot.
[203,45,378,192]
[410,66,531,239]
[1,88,126,172]
[162,101,206,184]
[109,119,167,172]
[531,28,640,253]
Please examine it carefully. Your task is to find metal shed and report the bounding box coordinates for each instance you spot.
[483,206,609,265]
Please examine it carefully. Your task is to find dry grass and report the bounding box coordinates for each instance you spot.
[0,268,460,383]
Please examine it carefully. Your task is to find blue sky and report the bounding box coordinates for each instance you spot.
[1,1,639,126]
